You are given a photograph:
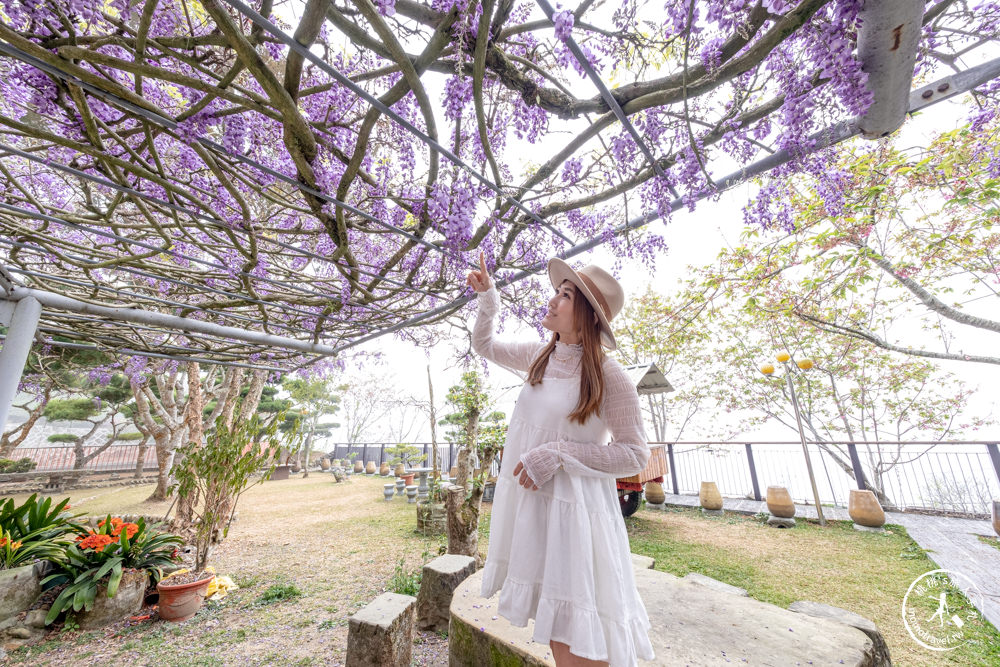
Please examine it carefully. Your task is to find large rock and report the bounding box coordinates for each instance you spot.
[416,555,476,632]
[77,569,147,630]
[683,572,749,597]
[347,592,416,667]
[0,564,41,623]
[450,557,886,666]
[789,600,892,665]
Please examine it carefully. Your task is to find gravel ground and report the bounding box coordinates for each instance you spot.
[4,473,488,666]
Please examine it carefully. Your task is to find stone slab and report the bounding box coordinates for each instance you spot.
[789,600,891,665]
[450,556,880,667]
[630,553,656,570]
[683,572,749,597]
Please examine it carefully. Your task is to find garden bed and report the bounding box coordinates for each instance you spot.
[5,476,998,666]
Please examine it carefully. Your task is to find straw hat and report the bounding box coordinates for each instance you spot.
[547,258,625,350]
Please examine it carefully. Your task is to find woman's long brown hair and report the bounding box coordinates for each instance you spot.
[526,282,605,424]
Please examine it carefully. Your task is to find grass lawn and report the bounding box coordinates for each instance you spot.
[627,506,1000,666]
[5,477,998,665]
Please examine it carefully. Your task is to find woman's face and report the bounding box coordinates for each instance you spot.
[541,280,579,340]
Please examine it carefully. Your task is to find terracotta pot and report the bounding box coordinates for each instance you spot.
[319,459,330,471]
[402,473,415,486]
[766,486,795,518]
[992,500,1000,538]
[78,569,147,630]
[379,463,390,476]
[365,461,376,474]
[848,489,885,528]
[644,481,665,505]
[699,481,723,511]
[353,461,364,473]
[394,463,406,477]
[157,574,215,622]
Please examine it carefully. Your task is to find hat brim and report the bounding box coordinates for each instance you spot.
[547,257,617,350]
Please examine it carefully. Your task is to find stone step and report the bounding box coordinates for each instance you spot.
[449,556,886,666]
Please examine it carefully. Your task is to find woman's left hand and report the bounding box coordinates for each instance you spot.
[512,461,539,491]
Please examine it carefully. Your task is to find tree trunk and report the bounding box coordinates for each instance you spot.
[134,433,150,479]
[176,363,205,526]
[148,430,172,501]
[427,365,439,491]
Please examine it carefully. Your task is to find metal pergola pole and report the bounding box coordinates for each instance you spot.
[0,296,41,429]
[3,287,339,357]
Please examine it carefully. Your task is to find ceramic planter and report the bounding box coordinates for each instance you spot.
[394,463,406,477]
[402,473,415,486]
[644,481,666,505]
[992,500,1000,538]
[319,459,330,471]
[699,481,723,511]
[78,569,147,630]
[848,489,885,528]
[766,486,795,518]
[365,461,376,474]
[379,463,390,476]
[353,461,364,474]
[157,574,215,622]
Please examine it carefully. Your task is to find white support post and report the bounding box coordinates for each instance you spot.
[0,296,42,431]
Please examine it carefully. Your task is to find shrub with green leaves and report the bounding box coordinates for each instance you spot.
[43,516,182,625]
[46,434,80,444]
[0,494,81,561]
[0,457,38,473]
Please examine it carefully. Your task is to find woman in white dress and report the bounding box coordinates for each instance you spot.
[466,253,656,667]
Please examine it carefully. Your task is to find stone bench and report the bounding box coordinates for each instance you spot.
[415,554,476,632]
[449,555,890,666]
[346,592,416,667]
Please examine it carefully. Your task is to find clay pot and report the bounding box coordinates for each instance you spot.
[394,463,406,477]
[848,489,885,528]
[353,461,364,474]
[699,481,723,511]
[644,481,666,505]
[379,463,390,476]
[766,486,795,518]
[319,458,330,471]
[156,574,215,622]
[992,500,1000,538]
[402,473,415,486]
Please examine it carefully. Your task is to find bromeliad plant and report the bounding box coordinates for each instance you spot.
[43,516,182,625]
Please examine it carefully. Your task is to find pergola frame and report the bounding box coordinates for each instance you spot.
[0,1,996,429]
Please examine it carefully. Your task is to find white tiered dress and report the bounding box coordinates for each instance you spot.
[473,287,655,667]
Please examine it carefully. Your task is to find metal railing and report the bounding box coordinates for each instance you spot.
[659,441,1000,517]
[12,439,997,516]
[8,444,158,473]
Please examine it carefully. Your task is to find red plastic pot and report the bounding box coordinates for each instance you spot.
[156,575,215,622]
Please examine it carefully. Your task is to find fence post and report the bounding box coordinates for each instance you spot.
[422,443,428,463]
[379,444,385,465]
[986,443,1000,487]
[667,443,679,496]
[362,443,368,466]
[745,444,761,501]
[448,444,455,472]
[847,443,866,489]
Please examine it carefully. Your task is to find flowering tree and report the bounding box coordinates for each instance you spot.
[1,1,998,366]
[735,120,1000,366]
[638,246,992,505]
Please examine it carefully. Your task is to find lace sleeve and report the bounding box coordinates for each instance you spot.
[471,287,544,376]
[519,359,649,484]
